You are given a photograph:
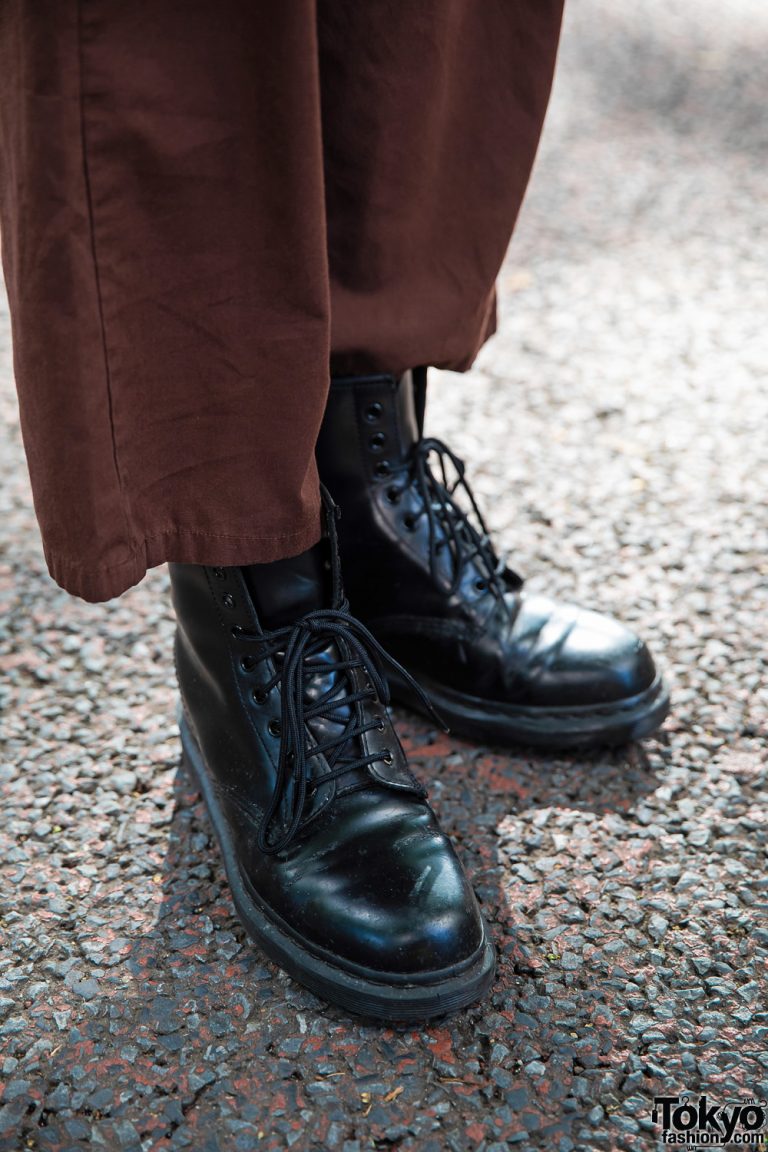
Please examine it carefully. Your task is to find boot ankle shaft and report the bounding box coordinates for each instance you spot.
[317,370,423,488]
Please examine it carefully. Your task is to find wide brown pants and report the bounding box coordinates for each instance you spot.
[0,1,563,602]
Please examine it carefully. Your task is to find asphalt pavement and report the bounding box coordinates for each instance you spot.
[1,2,767,1149]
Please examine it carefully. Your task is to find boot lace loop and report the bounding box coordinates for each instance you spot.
[392,437,523,610]
[233,605,441,855]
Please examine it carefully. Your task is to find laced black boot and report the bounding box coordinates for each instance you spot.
[169,487,494,1019]
[316,370,670,749]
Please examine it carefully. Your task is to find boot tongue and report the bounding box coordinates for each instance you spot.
[243,540,330,630]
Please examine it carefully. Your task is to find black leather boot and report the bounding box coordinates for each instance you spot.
[316,370,670,749]
[169,489,494,1020]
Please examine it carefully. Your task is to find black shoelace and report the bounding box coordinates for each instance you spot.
[388,437,522,612]
[233,603,440,855]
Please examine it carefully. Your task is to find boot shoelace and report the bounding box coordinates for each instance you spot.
[388,437,523,615]
[233,605,441,855]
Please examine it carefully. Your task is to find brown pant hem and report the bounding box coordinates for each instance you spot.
[44,515,323,604]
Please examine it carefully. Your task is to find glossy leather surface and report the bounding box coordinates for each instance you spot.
[169,552,485,976]
[316,371,660,712]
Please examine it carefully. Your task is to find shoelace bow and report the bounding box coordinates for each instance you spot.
[390,437,522,613]
[233,604,441,855]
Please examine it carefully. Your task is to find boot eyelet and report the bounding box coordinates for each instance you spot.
[403,514,416,532]
[475,579,487,592]
[268,718,281,737]
[382,749,394,764]
[386,486,401,504]
[374,460,391,478]
[364,402,383,423]
[253,687,269,704]
[368,431,387,451]
[222,593,235,609]
[212,567,226,579]
[240,656,256,672]
[376,719,386,732]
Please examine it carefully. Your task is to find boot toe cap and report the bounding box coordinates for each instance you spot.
[265,798,487,978]
[517,596,659,708]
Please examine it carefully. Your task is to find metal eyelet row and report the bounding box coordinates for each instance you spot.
[233,641,279,727]
[362,400,391,477]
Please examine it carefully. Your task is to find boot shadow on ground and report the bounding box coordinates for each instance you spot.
[29,711,666,1148]
[123,708,663,1013]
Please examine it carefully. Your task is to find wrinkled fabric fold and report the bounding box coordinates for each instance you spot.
[0,0,564,601]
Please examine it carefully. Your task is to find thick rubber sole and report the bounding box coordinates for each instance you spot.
[387,669,671,751]
[178,709,496,1021]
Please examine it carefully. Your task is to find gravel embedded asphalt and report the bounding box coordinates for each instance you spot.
[1,2,767,1150]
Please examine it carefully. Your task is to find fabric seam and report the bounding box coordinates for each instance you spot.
[46,515,322,575]
[76,0,134,545]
